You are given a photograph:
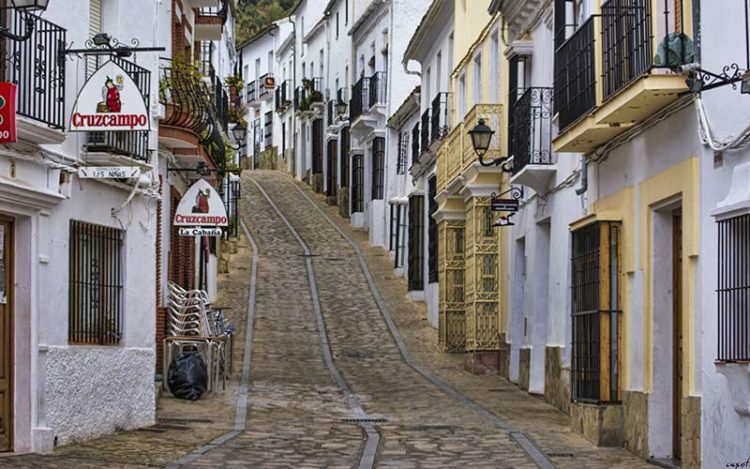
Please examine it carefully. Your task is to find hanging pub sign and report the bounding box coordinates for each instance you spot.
[491,197,520,213]
[0,83,17,144]
[263,75,276,90]
[69,60,150,132]
[173,179,229,227]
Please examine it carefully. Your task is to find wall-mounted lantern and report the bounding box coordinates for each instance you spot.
[468,118,513,172]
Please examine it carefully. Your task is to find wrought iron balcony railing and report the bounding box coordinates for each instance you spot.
[86,58,150,161]
[198,0,228,20]
[554,16,596,131]
[411,122,420,163]
[350,76,369,122]
[420,109,430,154]
[294,78,323,112]
[0,10,66,129]
[509,87,554,175]
[258,73,273,98]
[430,92,450,144]
[368,71,387,108]
[247,80,256,102]
[275,80,292,111]
[601,0,653,100]
[212,74,228,132]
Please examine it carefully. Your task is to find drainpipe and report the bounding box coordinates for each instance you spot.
[575,157,588,195]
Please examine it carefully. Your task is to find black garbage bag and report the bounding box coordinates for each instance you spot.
[167,352,208,400]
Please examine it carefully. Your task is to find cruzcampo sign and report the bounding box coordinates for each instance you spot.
[69,60,149,132]
[173,179,228,227]
[0,83,17,144]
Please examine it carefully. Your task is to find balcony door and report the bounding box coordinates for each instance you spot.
[0,217,13,452]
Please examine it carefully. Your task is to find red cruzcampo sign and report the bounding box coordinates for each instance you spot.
[173,179,229,227]
[69,60,150,132]
[0,83,17,144]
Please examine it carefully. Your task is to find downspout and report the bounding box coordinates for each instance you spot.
[575,157,588,195]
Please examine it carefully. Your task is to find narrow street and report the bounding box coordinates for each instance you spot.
[0,171,652,468]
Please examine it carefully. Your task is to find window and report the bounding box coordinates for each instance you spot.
[372,137,385,200]
[717,214,750,361]
[282,121,286,154]
[267,50,274,71]
[340,126,350,187]
[448,33,454,74]
[345,0,348,24]
[389,204,408,269]
[408,195,425,291]
[473,53,482,105]
[397,131,409,174]
[412,122,420,162]
[458,73,466,118]
[336,12,340,39]
[264,111,273,149]
[436,52,442,93]
[69,220,124,345]
[425,67,431,104]
[428,176,438,283]
[490,31,500,103]
[554,0,579,50]
[312,119,323,174]
[571,222,622,403]
[352,154,364,212]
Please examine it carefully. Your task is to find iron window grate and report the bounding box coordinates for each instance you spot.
[717,214,750,362]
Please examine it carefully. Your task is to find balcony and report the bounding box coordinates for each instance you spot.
[553,0,690,153]
[1,11,66,144]
[420,109,430,156]
[258,73,274,100]
[411,122,420,164]
[275,80,292,112]
[349,72,387,133]
[294,78,323,113]
[85,58,150,163]
[195,0,228,41]
[436,104,503,194]
[431,92,450,145]
[509,87,555,193]
[159,59,226,173]
[247,81,257,105]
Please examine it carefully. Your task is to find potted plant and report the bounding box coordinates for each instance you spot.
[224,74,244,104]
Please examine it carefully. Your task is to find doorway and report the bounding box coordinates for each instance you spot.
[672,209,683,460]
[0,217,13,452]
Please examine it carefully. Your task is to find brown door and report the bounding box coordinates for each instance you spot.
[0,218,13,451]
[672,209,683,459]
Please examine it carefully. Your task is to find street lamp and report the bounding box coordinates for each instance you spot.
[230,124,247,147]
[335,99,347,117]
[468,118,513,171]
[8,0,49,10]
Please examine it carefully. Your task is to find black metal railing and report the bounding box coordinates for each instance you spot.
[350,76,369,122]
[86,58,150,160]
[554,17,596,131]
[222,179,241,238]
[294,78,323,111]
[411,122,420,163]
[717,214,750,362]
[0,10,66,129]
[213,74,228,132]
[430,92,449,143]
[69,220,123,346]
[275,80,292,111]
[601,0,653,100]
[198,0,228,20]
[420,109,430,154]
[408,195,424,291]
[247,80,256,102]
[510,87,554,175]
[368,71,387,108]
[264,111,272,149]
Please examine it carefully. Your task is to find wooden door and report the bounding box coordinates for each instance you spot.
[0,218,13,452]
[672,209,683,459]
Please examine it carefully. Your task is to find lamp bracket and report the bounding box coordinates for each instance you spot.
[0,10,35,42]
[685,63,746,93]
[479,154,514,173]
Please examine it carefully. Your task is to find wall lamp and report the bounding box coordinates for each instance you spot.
[468,118,513,173]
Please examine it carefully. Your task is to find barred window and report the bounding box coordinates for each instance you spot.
[352,154,364,213]
[428,176,438,283]
[408,195,425,291]
[571,221,621,403]
[397,131,409,174]
[372,137,385,200]
[717,214,750,361]
[412,122,420,163]
[264,111,273,149]
[69,221,124,345]
[340,126,350,187]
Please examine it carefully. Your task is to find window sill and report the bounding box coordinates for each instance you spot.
[715,362,750,416]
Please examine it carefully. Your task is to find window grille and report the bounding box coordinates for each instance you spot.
[222,179,241,238]
[717,214,750,361]
[372,137,385,200]
[571,222,622,403]
[408,195,425,291]
[264,111,273,150]
[428,176,438,283]
[69,221,124,345]
[412,122,420,163]
[327,139,338,198]
[397,131,409,174]
[312,119,324,174]
[340,126,350,187]
[352,154,364,213]
[397,205,407,269]
[438,219,466,352]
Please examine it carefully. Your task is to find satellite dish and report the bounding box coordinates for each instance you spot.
[654,33,695,68]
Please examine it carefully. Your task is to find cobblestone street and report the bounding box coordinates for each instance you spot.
[0,171,653,468]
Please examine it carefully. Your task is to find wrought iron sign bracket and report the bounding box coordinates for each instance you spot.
[65,34,165,58]
[478,155,514,173]
[682,63,747,93]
